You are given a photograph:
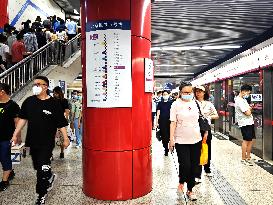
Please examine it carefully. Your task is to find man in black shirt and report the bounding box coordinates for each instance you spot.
[12,76,70,205]
[155,90,173,156]
[0,83,20,191]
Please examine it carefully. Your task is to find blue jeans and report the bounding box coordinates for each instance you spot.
[74,118,82,146]
[0,141,12,171]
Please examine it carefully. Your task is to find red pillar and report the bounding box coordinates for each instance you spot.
[0,0,9,31]
[81,0,152,200]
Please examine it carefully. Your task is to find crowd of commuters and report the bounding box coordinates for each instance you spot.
[0,73,255,204]
[0,76,82,205]
[153,82,255,201]
[0,15,79,72]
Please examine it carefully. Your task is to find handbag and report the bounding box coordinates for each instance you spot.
[195,101,211,131]
[156,128,162,141]
[55,130,64,146]
[200,142,208,165]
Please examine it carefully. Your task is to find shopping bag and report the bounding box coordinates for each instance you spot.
[156,128,162,141]
[55,130,64,146]
[200,142,208,165]
[67,126,75,142]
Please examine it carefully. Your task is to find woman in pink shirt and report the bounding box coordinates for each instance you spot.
[169,82,202,201]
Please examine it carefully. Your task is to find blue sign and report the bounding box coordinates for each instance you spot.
[164,83,175,91]
[86,20,130,31]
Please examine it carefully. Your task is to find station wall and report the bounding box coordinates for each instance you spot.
[8,0,65,29]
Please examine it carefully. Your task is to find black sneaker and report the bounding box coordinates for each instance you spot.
[8,170,15,181]
[47,173,57,192]
[35,194,47,205]
[60,152,64,158]
[0,181,9,191]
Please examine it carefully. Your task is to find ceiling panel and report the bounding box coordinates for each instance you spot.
[152,0,273,87]
[61,0,273,89]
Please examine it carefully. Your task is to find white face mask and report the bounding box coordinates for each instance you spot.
[163,96,169,101]
[32,86,42,95]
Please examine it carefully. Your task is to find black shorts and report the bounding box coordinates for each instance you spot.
[240,124,256,141]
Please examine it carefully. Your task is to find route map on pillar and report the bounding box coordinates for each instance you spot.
[86,20,132,108]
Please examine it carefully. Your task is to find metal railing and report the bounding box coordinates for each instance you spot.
[60,34,81,65]
[0,34,81,95]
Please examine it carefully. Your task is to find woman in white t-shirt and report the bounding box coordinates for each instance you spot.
[169,82,202,201]
[194,85,219,181]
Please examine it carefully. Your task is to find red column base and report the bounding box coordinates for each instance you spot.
[83,147,152,200]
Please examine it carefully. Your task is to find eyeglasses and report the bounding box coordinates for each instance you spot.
[33,83,47,87]
[181,92,192,95]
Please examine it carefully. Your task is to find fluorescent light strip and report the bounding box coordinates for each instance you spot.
[156,64,207,67]
[155,72,194,76]
[151,45,241,51]
[155,0,175,1]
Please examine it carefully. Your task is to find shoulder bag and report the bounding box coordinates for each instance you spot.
[195,101,211,131]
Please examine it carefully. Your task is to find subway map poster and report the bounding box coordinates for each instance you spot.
[86,20,132,108]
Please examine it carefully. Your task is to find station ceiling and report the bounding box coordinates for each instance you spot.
[152,0,273,86]
[62,0,273,88]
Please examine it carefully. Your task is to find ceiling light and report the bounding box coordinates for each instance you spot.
[151,46,199,51]
[154,0,175,1]
[155,64,207,67]
[151,45,241,51]
[155,72,194,76]
[201,45,241,50]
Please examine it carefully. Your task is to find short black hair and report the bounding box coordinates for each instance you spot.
[0,83,10,95]
[34,75,49,86]
[53,86,64,99]
[179,81,192,91]
[240,84,252,92]
[163,90,170,94]
[16,33,24,40]
[157,91,162,95]
[0,34,7,43]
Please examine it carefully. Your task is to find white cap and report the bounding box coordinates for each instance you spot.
[195,85,205,91]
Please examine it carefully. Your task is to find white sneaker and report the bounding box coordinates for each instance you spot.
[35,194,47,205]
[241,160,248,165]
[186,191,197,201]
[195,178,201,184]
[245,159,254,166]
[47,173,57,192]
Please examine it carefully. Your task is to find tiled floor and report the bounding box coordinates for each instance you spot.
[1,132,273,205]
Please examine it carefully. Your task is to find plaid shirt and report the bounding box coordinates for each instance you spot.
[23,33,38,52]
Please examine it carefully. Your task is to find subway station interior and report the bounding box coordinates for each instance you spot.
[1,0,273,204]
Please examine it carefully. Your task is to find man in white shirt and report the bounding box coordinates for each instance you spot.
[234,84,255,166]
[65,18,77,40]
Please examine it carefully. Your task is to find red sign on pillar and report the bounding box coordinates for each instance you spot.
[0,0,8,30]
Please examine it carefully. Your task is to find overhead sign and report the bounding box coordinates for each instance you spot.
[192,39,273,85]
[86,20,132,108]
[250,94,262,102]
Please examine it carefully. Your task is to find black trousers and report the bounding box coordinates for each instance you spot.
[175,141,202,192]
[67,34,77,40]
[159,119,170,152]
[196,130,212,178]
[30,147,54,195]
